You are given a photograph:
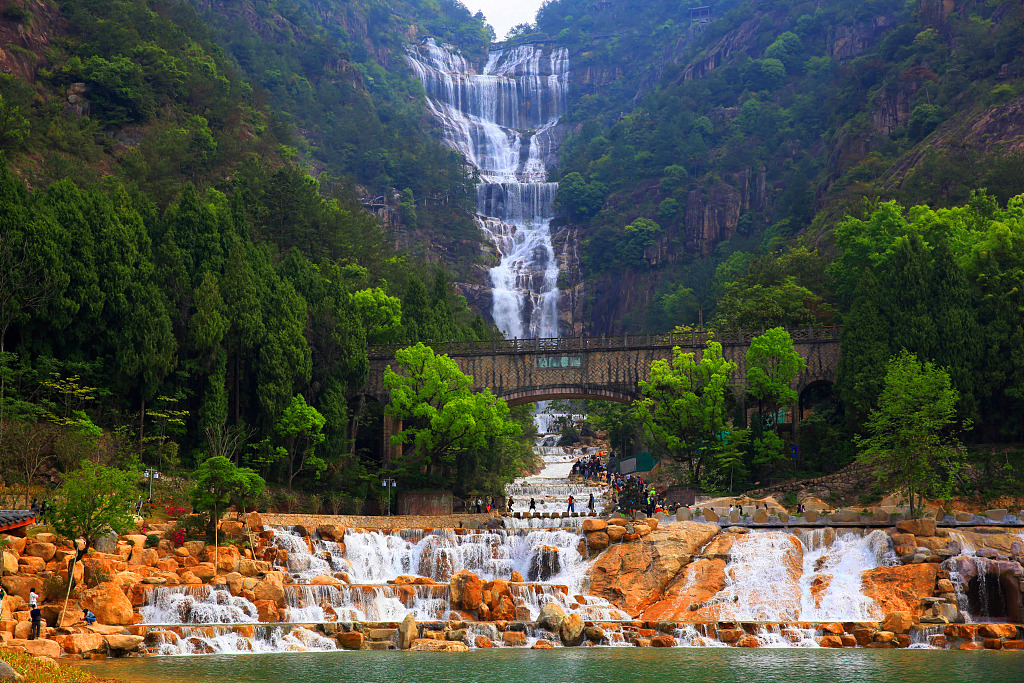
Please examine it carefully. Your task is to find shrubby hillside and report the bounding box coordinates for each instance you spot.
[519,0,1024,336]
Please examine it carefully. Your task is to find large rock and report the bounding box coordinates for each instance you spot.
[24,542,56,562]
[317,525,344,542]
[881,611,913,634]
[582,519,608,533]
[861,563,938,617]
[642,558,727,621]
[449,569,483,612]
[105,634,145,652]
[203,545,241,573]
[1,576,43,601]
[2,551,17,575]
[398,614,417,649]
[978,624,1019,639]
[8,639,61,659]
[0,659,22,682]
[536,602,567,631]
[310,575,343,589]
[246,512,264,532]
[54,632,106,654]
[254,600,279,623]
[896,519,936,537]
[337,631,365,650]
[558,613,585,646]
[77,582,134,625]
[252,572,285,605]
[410,639,469,652]
[238,559,271,577]
[586,532,610,553]
[586,522,719,617]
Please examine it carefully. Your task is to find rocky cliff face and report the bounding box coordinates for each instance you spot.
[827,15,899,60]
[0,0,63,80]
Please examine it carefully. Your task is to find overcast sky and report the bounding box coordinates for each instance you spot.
[460,0,546,41]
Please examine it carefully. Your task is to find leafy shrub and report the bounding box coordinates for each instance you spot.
[781,490,798,508]
[145,533,161,549]
[42,574,74,602]
[305,493,322,515]
[176,514,206,540]
[2,4,30,23]
[273,490,298,513]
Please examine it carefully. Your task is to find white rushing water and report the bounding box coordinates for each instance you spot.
[407,39,568,339]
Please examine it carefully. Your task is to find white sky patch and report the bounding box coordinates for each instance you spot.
[459,0,547,41]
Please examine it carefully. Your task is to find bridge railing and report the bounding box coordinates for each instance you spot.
[367,326,841,359]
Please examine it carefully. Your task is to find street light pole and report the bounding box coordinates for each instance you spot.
[381,478,397,515]
[144,469,159,500]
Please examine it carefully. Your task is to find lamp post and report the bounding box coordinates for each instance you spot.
[381,477,397,515]
[143,469,160,501]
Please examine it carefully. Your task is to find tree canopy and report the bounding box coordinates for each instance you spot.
[635,341,737,486]
[383,342,521,491]
[191,456,265,535]
[50,461,138,560]
[856,350,966,517]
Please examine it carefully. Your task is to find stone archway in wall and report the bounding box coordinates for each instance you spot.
[500,387,638,408]
[798,378,836,422]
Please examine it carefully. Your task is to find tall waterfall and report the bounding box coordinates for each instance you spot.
[407,39,569,338]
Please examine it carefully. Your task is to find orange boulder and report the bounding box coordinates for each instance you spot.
[587,522,718,617]
[861,563,938,617]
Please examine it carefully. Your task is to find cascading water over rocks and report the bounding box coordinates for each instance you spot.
[406,39,569,338]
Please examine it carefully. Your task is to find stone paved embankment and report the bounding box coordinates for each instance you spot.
[262,512,501,530]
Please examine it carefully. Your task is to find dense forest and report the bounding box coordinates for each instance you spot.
[0,0,533,511]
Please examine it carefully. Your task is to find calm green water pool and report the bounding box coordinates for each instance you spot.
[80,648,1024,683]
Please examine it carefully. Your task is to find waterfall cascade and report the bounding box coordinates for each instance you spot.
[406,39,568,338]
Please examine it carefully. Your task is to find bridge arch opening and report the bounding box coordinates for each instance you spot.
[502,388,637,408]
[799,379,836,420]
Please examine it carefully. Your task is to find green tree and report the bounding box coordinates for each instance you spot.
[191,456,265,537]
[383,342,519,489]
[189,271,229,432]
[856,351,967,518]
[50,461,138,561]
[275,394,326,489]
[256,277,311,425]
[714,276,825,329]
[746,327,807,433]
[619,217,662,267]
[635,341,737,486]
[353,287,402,344]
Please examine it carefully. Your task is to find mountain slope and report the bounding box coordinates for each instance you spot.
[517,0,1024,335]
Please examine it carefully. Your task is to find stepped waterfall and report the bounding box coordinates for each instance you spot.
[406,39,568,339]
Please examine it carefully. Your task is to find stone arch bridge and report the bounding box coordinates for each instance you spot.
[365,327,842,449]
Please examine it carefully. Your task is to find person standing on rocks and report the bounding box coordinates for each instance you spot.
[475,497,482,514]
[28,588,37,609]
[30,606,42,640]
[529,497,536,511]
[507,496,515,512]
[588,493,595,512]
[567,495,575,513]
